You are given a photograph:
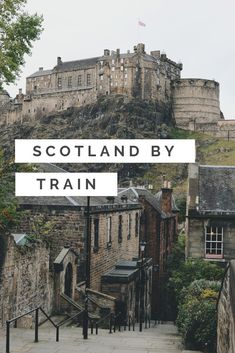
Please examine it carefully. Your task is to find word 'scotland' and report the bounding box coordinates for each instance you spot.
[15,139,196,163]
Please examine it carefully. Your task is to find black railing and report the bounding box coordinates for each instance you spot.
[6,306,58,353]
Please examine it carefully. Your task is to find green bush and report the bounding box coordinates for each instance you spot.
[176,279,220,353]
[168,257,224,303]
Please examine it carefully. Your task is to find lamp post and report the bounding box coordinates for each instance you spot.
[139,240,146,332]
[83,196,91,339]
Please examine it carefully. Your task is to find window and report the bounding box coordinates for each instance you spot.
[57,77,62,89]
[205,226,223,258]
[135,213,139,237]
[78,75,82,86]
[112,67,115,72]
[68,76,72,88]
[107,217,112,246]
[127,214,132,239]
[87,74,91,86]
[94,218,99,251]
[118,215,123,243]
[100,75,104,81]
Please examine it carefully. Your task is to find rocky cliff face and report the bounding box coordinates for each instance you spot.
[0,95,173,183]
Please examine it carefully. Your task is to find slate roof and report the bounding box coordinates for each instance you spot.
[18,163,141,210]
[198,165,235,215]
[28,69,53,78]
[54,57,100,73]
[118,187,176,218]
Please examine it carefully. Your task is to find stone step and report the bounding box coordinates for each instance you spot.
[0,322,183,353]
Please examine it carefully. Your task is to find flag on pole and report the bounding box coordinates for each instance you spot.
[138,20,146,27]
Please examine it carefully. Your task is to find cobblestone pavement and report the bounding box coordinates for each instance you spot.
[0,322,183,353]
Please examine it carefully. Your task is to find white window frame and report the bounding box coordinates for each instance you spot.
[205,226,223,259]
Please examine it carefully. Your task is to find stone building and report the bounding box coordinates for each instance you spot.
[186,164,235,261]
[118,184,179,320]
[217,260,235,353]
[1,42,235,137]
[0,192,143,326]
[1,43,183,124]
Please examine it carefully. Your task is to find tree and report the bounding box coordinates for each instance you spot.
[0,0,43,89]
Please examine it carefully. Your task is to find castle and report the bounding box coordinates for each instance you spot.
[0,43,235,138]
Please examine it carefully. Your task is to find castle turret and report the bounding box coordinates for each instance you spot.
[172,78,221,131]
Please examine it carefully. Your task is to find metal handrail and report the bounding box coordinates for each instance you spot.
[6,306,59,353]
[95,312,114,335]
[57,310,85,327]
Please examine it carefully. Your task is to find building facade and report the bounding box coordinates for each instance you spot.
[118,185,179,320]
[186,164,235,261]
[0,193,142,326]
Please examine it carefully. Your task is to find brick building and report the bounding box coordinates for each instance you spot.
[186,164,235,261]
[118,185,179,320]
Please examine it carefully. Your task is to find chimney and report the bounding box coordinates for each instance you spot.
[104,49,110,56]
[134,45,137,53]
[39,67,43,71]
[57,57,62,66]
[19,88,22,95]
[161,182,172,214]
[116,48,120,58]
[121,195,128,203]
[137,43,145,54]
[106,196,115,204]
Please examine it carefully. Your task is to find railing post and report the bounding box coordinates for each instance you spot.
[91,320,93,334]
[35,308,39,343]
[96,323,98,335]
[128,317,131,331]
[56,326,59,342]
[109,314,113,334]
[133,319,135,331]
[6,321,10,353]
[83,294,88,339]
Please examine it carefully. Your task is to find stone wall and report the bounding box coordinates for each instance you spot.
[0,233,52,326]
[217,261,235,353]
[15,205,85,269]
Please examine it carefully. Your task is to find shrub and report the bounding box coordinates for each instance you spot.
[176,279,220,353]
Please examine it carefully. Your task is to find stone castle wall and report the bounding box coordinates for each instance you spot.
[172,78,221,129]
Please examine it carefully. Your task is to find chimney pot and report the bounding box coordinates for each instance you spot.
[39,67,43,71]
[57,57,62,66]
[104,49,110,56]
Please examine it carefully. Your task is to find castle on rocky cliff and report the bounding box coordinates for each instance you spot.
[0,43,234,138]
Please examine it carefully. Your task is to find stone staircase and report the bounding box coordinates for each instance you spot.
[0,322,185,353]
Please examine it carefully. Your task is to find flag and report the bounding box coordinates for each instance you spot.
[138,20,146,27]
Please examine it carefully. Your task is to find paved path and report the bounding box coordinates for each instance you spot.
[0,322,183,353]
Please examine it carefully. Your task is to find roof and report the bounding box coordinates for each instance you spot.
[27,69,52,78]
[54,57,100,72]
[102,260,139,283]
[12,233,32,246]
[119,187,178,218]
[198,165,235,215]
[18,163,141,210]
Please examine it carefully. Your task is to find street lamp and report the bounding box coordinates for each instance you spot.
[139,240,146,332]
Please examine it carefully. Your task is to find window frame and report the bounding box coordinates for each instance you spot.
[93,218,99,252]
[205,226,223,259]
[118,215,123,243]
[107,216,112,247]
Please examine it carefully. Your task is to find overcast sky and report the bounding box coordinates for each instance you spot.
[7,0,235,118]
